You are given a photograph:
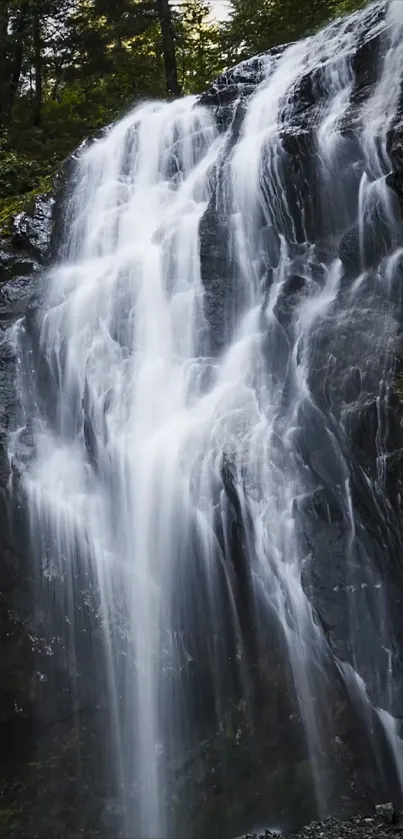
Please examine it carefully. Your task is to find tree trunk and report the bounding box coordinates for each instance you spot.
[155,0,181,98]
[5,11,25,123]
[33,8,42,127]
[0,3,9,126]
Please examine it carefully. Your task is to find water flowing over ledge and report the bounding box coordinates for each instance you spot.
[5,1,403,837]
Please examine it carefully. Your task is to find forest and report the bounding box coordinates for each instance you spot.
[0,0,367,227]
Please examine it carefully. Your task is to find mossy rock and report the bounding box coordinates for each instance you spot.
[0,175,54,235]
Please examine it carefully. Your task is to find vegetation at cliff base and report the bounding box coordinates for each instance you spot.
[0,0,369,226]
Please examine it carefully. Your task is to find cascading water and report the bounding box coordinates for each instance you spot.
[10,1,403,837]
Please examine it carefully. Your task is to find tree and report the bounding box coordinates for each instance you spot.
[224,0,368,63]
[0,2,26,128]
[156,0,182,97]
[174,0,224,94]
[32,3,42,126]
[0,0,225,218]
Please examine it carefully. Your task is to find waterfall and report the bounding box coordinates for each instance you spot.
[10,2,403,837]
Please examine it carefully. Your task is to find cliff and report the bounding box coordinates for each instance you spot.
[2,2,403,837]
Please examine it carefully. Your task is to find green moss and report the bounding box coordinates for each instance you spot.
[0,174,54,234]
[0,808,21,831]
[394,375,403,398]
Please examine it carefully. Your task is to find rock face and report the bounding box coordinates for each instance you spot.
[3,2,403,838]
[199,0,403,709]
[196,2,403,834]
[0,198,117,839]
[0,198,50,834]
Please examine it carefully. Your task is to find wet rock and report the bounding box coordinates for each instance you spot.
[375,802,396,823]
[277,130,319,242]
[0,274,39,319]
[338,224,362,274]
[298,485,344,524]
[338,214,393,276]
[286,810,403,839]
[349,24,384,108]
[240,809,403,839]
[0,183,103,839]
[387,121,403,173]
[0,251,37,284]
[386,171,403,206]
[199,205,236,353]
[273,274,307,330]
[12,194,54,262]
[0,248,17,283]
[199,54,269,110]
[0,186,55,449]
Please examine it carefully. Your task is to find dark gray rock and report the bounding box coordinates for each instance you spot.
[241,809,403,839]
[386,170,403,212]
[338,224,362,274]
[199,54,269,110]
[338,207,397,276]
[375,802,396,823]
[12,194,54,262]
[0,251,38,284]
[0,274,39,319]
[0,190,117,839]
[388,128,403,174]
[199,205,236,353]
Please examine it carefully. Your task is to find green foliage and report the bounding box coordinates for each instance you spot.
[175,0,224,94]
[0,0,372,222]
[0,174,54,233]
[0,140,37,197]
[0,0,224,215]
[224,0,369,63]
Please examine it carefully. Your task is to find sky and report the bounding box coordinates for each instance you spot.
[173,1,231,23]
[208,0,231,21]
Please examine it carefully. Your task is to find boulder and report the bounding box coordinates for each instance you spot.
[375,802,396,823]
[338,210,396,276]
[12,194,54,262]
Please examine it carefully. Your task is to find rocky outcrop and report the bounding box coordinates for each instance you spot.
[198,0,403,677]
[196,4,403,832]
[0,193,53,463]
[0,195,119,839]
[12,196,54,262]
